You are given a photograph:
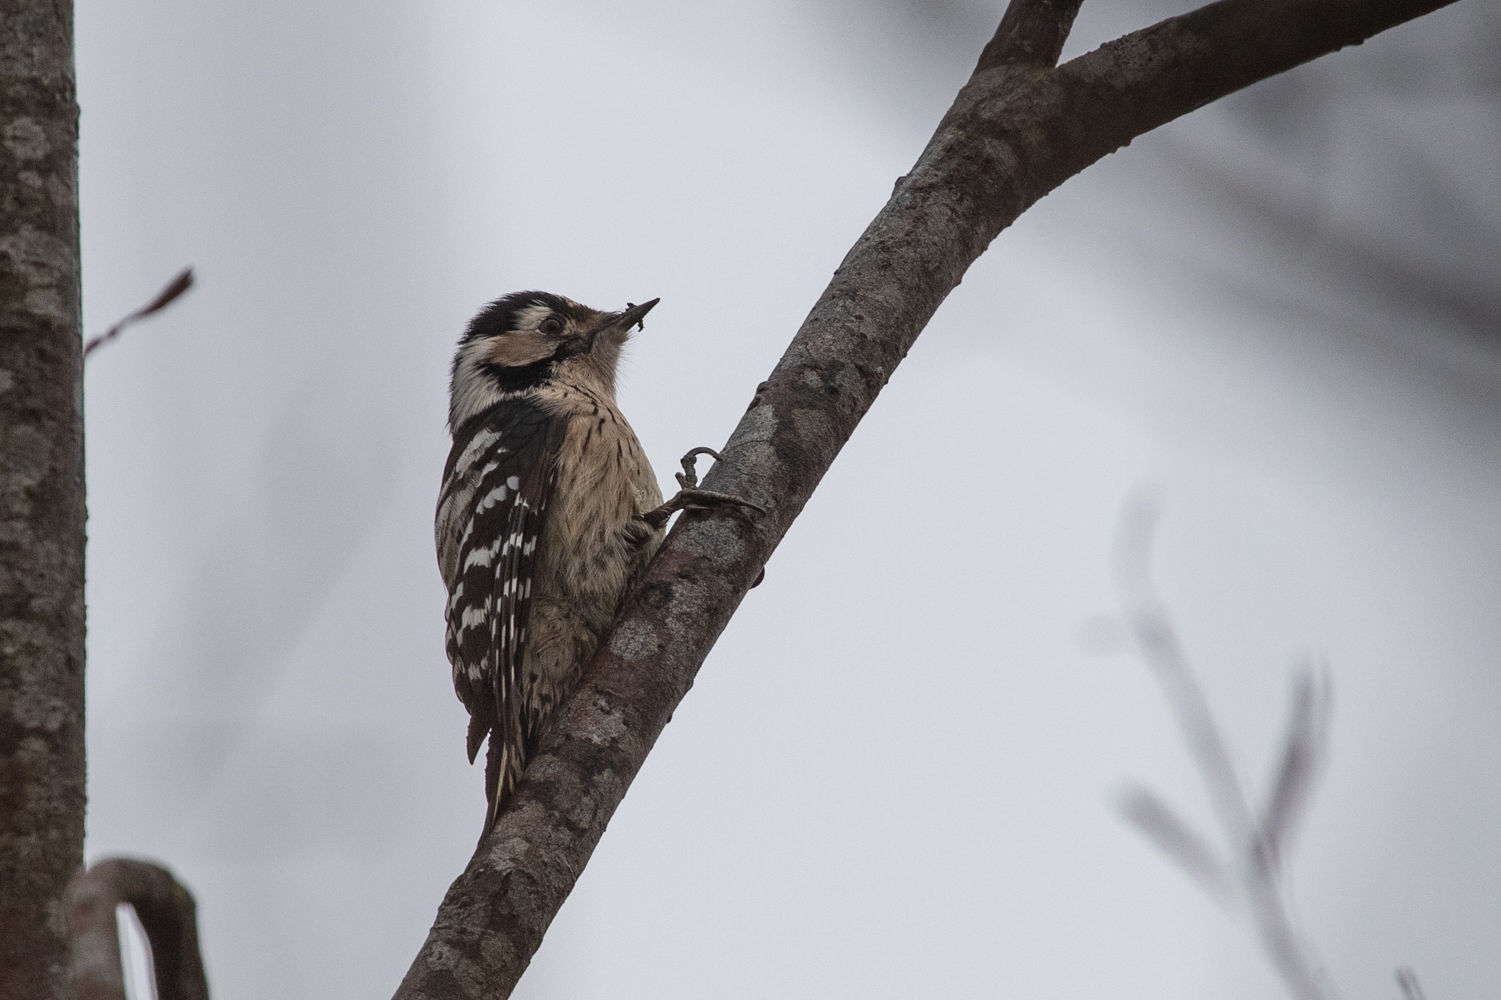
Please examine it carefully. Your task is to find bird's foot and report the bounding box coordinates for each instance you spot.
[641,447,764,530]
[642,488,764,530]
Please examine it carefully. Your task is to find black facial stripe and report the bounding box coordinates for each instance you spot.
[482,356,557,393]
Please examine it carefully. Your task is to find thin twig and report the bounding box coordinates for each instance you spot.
[1112,498,1337,1000]
[83,268,195,360]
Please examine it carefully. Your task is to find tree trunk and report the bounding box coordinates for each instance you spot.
[0,0,85,997]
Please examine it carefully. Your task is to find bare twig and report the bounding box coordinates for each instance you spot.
[83,268,195,360]
[65,858,209,1000]
[394,1,1459,996]
[1111,499,1336,1000]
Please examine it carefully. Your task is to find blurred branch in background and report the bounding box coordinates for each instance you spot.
[64,858,209,1000]
[1110,496,1342,1000]
[83,268,195,361]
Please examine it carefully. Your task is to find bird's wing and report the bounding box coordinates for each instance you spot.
[442,399,565,768]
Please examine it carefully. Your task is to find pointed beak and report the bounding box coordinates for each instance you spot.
[595,297,659,348]
[618,297,659,330]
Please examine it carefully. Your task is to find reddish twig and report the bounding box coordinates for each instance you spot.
[83,268,195,360]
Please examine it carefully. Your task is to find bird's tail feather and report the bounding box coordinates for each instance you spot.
[482,735,521,836]
[466,714,488,764]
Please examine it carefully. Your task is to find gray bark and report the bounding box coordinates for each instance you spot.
[0,0,84,997]
[393,0,1459,997]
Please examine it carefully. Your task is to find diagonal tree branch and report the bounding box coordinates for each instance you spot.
[395,0,1459,995]
[64,859,209,1000]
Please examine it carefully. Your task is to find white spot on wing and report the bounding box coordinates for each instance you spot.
[479,484,509,510]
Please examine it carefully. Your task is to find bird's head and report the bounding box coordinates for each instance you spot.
[448,290,658,431]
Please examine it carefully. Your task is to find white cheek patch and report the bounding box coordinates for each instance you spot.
[450,339,503,429]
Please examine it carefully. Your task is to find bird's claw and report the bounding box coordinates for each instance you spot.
[675,446,722,490]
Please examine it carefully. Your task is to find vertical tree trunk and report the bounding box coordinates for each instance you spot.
[0,1,85,997]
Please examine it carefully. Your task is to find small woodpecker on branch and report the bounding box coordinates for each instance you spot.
[435,292,757,832]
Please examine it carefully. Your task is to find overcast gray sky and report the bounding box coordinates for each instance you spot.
[77,2,1500,998]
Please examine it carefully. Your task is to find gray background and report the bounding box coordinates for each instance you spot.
[78,1,1500,997]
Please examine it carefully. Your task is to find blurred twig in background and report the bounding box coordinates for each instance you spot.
[1397,966,1427,1000]
[1111,495,1338,1000]
[83,268,194,361]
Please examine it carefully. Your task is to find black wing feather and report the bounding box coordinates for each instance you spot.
[442,399,565,812]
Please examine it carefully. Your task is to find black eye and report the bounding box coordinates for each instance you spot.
[539,316,564,336]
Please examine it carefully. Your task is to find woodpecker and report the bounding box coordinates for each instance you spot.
[436,291,753,832]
